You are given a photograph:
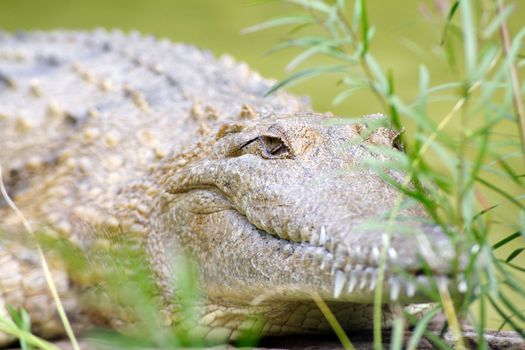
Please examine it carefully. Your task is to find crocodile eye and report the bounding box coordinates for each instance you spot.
[260,135,289,158]
[237,135,291,159]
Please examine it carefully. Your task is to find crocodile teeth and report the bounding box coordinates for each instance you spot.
[417,274,427,287]
[319,226,327,246]
[326,237,336,251]
[359,268,375,290]
[310,230,319,246]
[359,273,367,290]
[405,280,416,297]
[354,246,362,260]
[320,253,333,270]
[457,274,467,293]
[347,271,358,293]
[387,247,398,261]
[300,226,310,243]
[389,277,401,301]
[370,246,380,264]
[437,276,449,291]
[366,268,377,291]
[333,270,346,298]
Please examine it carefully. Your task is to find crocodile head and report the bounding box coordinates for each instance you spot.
[150,112,463,339]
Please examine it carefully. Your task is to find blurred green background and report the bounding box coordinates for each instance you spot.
[0,0,522,116]
[0,0,523,332]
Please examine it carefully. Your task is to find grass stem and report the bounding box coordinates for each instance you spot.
[497,0,525,162]
[0,166,81,350]
[310,291,356,350]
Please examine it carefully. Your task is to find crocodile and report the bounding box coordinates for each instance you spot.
[0,29,462,345]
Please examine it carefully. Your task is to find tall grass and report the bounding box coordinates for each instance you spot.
[246,0,525,348]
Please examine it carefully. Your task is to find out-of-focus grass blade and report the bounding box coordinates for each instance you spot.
[389,316,404,350]
[494,260,525,297]
[358,0,368,56]
[495,157,523,186]
[286,44,330,71]
[476,176,525,210]
[332,87,361,105]
[406,307,440,350]
[387,70,401,130]
[492,231,522,250]
[364,54,387,91]
[267,36,330,53]
[286,0,332,13]
[352,0,362,32]
[505,247,525,263]
[310,292,356,350]
[241,15,314,33]
[460,0,477,80]
[391,96,437,133]
[417,65,430,113]
[264,65,347,96]
[482,3,515,38]
[472,45,499,82]
[480,28,525,102]
[488,296,525,338]
[499,292,525,322]
[503,261,525,273]
[0,316,59,350]
[464,129,489,206]
[440,1,459,45]
[421,82,463,95]
[6,306,32,350]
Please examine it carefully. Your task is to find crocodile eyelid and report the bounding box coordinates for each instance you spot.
[238,136,259,150]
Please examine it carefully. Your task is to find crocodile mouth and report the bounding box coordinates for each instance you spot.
[173,186,465,304]
[245,217,466,303]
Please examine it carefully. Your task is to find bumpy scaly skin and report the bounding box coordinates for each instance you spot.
[0,30,459,344]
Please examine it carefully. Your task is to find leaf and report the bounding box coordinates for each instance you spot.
[285,0,333,14]
[286,43,336,71]
[476,176,525,210]
[460,0,478,80]
[389,316,405,350]
[505,247,525,263]
[417,65,430,113]
[488,296,525,338]
[332,87,363,105]
[241,15,315,34]
[264,65,347,96]
[358,0,369,56]
[480,28,525,103]
[364,54,387,92]
[406,307,441,350]
[482,3,515,38]
[440,1,460,45]
[492,231,521,250]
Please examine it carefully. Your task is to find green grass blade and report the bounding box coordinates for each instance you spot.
[482,3,515,38]
[505,247,525,263]
[286,0,333,13]
[492,231,522,250]
[476,176,525,210]
[241,15,314,33]
[460,0,477,80]
[264,65,347,96]
[406,307,441,350]
[310,292,356,350]
[389,316,404,350]
[440,1,460,45]
[358,0,369,56]
[488,296,525,338]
